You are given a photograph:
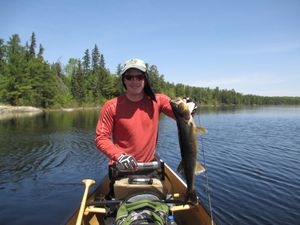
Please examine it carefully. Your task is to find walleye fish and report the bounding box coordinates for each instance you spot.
[170,98,207,204]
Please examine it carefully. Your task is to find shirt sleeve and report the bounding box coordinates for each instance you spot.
[157,94,175,119]
[95,101,123,162]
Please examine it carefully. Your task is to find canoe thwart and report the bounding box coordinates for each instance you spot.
[84,206,107,215]
[170,204,192,212]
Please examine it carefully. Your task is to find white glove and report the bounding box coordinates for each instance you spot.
[117,153,138,171]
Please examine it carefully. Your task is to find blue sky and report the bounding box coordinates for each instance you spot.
[1,0,299,96]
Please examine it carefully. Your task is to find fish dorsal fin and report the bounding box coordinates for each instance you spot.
[195,161,206,175]
[195,126,208,134]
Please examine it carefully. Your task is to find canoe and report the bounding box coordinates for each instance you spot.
[66,160,214,225]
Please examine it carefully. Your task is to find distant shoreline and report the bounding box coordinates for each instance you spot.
[1,103,297,120]
[48,106,100,112]
[0,105,100,120]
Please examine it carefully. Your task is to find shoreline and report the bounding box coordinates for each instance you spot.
[0,105,44,120]
[0,105,100,120]
[47,106,100,112]
[0,105,43,114]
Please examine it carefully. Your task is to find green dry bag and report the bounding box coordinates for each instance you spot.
[115,199,169,225]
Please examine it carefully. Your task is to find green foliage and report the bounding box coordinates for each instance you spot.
[1,32,300,109]
[0,33,62,107]
[37,44,44,59]
[71,61,85,104]
[51,61,63,78]
[82,49,90,73]
[2,34,30,105]
[175,83,185,97]
[64,58,79,77]
[92,44,100,71]
[148,65,165,93]
[114,63,124,95]
[29,32,36,58]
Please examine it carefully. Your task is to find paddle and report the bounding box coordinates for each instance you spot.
[76,179,95,225]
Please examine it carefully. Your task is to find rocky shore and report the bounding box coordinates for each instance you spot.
[0,105,100,120]
[0,105,44,120]
[0,105,43,114]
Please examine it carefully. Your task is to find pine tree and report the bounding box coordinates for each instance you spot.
[25,40,59,108]
[0,39,7,102]
[148,65,165,93]
[4,34,31,105]
[92,44,100,71]
[29,59,57,107]
[0,39,6,72]
[82,49,90,73]
[100,54,105,69]
[39,62,57,107]
[24,41,31,61]
[115,63,124,95]
[29,32,36,58]
[100,71,115,99]
[71,61,85,104]
[37,44,44,60]
[51,61,63,78]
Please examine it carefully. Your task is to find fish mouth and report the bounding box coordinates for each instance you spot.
[170,98,184,107]
[170,99,181,112]
[170,98,190,117]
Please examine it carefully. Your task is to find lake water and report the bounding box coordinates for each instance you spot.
[0,106,299,225]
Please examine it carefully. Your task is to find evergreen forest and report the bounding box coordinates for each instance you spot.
[1,33,300,108]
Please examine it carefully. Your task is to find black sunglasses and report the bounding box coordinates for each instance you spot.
[124,74,145,81]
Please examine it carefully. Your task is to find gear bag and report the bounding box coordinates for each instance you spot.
[115,199,169,225]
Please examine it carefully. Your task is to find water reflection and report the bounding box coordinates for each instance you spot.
[0,108,108,224]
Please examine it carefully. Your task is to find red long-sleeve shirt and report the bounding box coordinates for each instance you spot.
[95,93,174,163]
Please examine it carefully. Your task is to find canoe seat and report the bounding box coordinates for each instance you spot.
[108,160,166,200]
[114,177,167,200]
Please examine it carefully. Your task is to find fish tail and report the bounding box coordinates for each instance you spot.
[195,126,208,134]
[185,190,199,205]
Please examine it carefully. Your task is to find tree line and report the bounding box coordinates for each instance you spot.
[1,33,300,108]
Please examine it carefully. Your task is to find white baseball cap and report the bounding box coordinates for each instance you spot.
[121,58,147,75]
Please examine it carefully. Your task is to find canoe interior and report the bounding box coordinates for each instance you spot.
[66,163,214,225]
